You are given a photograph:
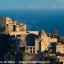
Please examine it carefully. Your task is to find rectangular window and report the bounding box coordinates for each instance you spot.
[30,50,32,53]
[33,50,35,53]
[13,25,16,31]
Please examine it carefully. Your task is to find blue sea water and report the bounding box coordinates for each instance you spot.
[0,9,64,35]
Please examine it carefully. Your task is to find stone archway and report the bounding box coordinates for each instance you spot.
[25,33,38,46]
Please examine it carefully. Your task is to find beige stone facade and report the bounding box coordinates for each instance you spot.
[0,17,38,40]
[26,30,57,54]
[57,56,64,62]
[35,31,57,53]
[0,17,58,54]
[56,43,64,54]
[19,24,26,31]
[0,17,26,33]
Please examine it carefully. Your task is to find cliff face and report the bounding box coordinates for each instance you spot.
[23,53,39,64]
[0,34,23,61]
[0,34,10,60]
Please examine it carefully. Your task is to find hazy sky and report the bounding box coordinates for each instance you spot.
[0,0,64,10]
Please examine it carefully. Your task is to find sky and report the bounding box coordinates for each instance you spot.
[0,0,64,10]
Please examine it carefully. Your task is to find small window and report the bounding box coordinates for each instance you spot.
[7,24,8,26]
[30,47,32,49]
[17,35,21,37]
[33,47,35,49]
[27,32,29,33]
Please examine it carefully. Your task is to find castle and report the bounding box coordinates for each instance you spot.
[1,17,64,63]
[0,17,58,54]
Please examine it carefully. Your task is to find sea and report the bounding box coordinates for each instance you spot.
[0,9,64,36]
